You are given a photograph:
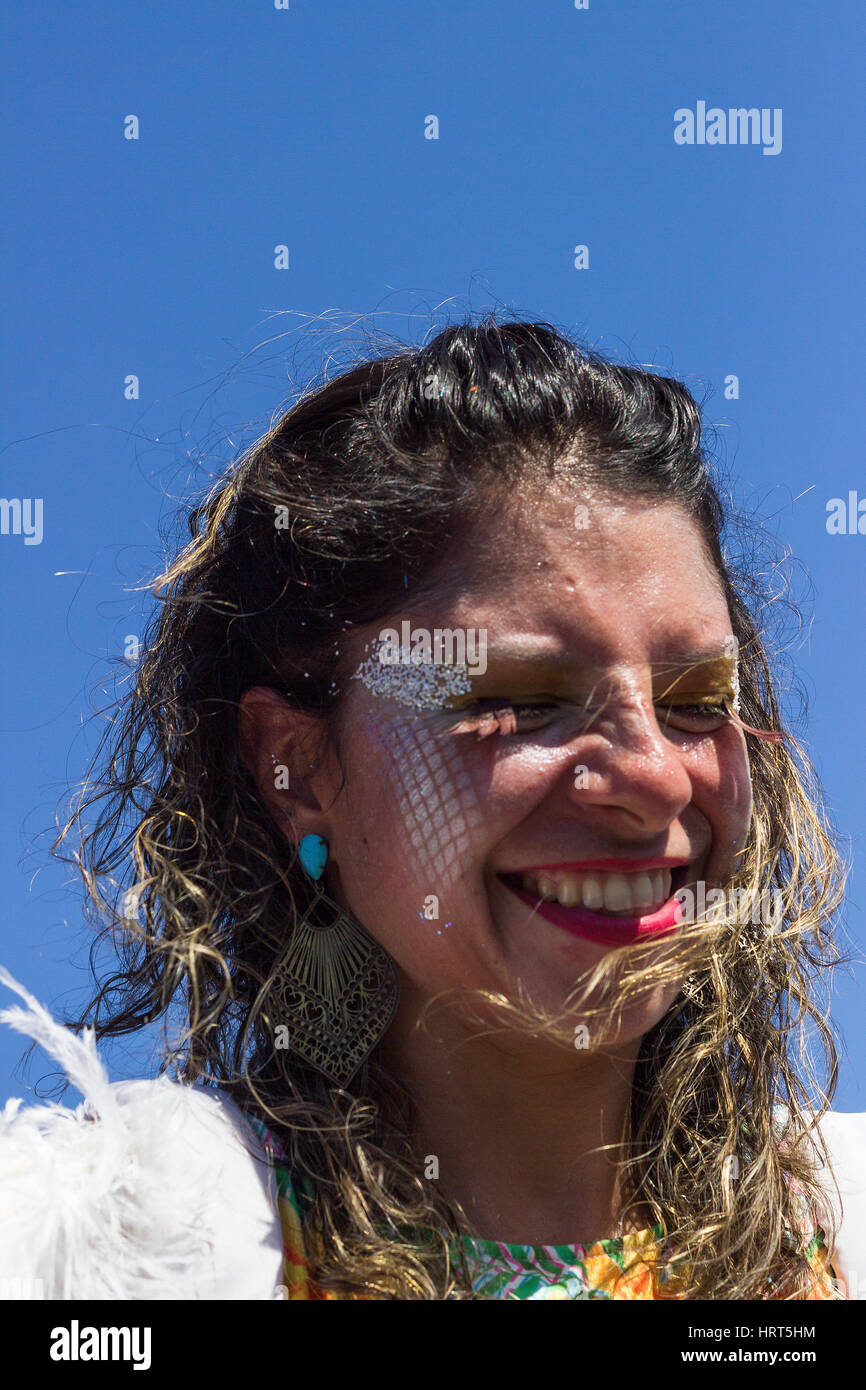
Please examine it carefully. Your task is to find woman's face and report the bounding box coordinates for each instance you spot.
[271,487,753,1048]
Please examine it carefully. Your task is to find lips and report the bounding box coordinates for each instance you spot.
[499,861,690,946]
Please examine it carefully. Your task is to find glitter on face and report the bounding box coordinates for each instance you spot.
[351,640,473,710]
[723,637,741,714]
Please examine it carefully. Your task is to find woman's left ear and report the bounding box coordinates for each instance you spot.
[236,686,339,841]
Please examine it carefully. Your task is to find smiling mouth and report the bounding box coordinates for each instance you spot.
[499,863,693,943]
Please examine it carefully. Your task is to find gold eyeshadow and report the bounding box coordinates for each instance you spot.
[440,653,739,712]
[651,656,739,707]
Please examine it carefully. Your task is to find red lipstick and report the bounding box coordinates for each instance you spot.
[506,880,684,944]
[502,859,691,946]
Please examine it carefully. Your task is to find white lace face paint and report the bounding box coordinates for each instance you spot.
[349,637,484,892]
[357,703,484,892]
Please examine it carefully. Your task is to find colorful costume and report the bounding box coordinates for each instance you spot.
[249,1116,841,1301]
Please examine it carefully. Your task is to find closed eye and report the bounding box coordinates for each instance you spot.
[446,699,560,738]
[656,700,732,732]
[446,696,734,739]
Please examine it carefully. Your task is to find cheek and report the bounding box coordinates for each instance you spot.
[476,740,573,827]
[332,712,522,990]
[685,726,753,860]
[339,708,491,894]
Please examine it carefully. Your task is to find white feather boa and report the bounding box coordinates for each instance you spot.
[0,968,284,1300]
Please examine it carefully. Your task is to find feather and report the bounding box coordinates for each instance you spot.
[0,969,284,1300]
[814,1110,866,1300]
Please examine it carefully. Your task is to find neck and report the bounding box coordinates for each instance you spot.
[382,988,645,1247]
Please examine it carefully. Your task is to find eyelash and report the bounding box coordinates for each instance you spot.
[446,701,556,737]
[658,701,732,730]
[447,698,732,738]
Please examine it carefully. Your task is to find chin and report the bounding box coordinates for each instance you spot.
[485,956,679,1058]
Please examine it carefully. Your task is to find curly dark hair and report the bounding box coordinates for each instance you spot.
[52,313,845,1298]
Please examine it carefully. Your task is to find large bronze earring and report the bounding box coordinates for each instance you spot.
[271,833,400,1087]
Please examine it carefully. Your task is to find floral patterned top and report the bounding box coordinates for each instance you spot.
[246,1115,841,1301]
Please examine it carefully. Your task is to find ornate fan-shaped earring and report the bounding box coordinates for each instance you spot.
[270,834,400,1087]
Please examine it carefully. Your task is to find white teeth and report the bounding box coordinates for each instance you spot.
[602,874,632,912]
[519,867,677,915]
[632,874,655,909]
[581,876,604,910]
[537,873,556,900]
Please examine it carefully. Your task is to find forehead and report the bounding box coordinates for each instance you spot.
[410,487,729,662]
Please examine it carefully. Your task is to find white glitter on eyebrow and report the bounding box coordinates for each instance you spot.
[723,636,741,714]
[351,642,473,710]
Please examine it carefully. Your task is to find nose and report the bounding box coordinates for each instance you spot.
[566,691,694,835]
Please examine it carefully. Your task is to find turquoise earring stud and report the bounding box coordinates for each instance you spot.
[298,833,328,883]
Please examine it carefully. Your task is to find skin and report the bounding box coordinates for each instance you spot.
[238,485,754,1246]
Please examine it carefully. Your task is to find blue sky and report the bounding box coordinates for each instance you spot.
[2,1,864,1106]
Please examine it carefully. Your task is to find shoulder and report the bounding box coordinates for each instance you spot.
[775,1104,866,1298]
[0,967,284,1299]
[762,1103,865,1298]
[813,1111,866,1299]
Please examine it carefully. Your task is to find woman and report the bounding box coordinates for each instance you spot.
[1,318,863,1300]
